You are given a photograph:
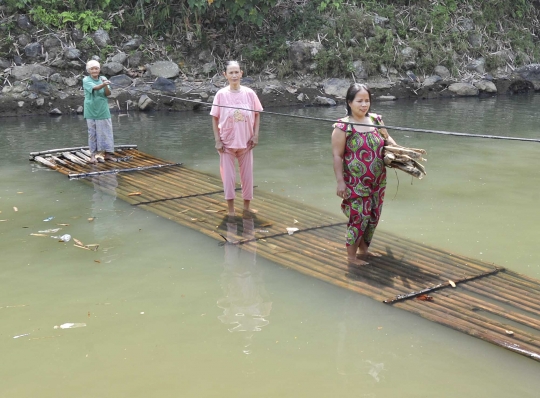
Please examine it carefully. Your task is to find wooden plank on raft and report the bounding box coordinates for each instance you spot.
[29,147,540,362]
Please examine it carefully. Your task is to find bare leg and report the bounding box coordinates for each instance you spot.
[356,239,381,258]
[243,199,250,212]
[227,199,235,216]
[347,241,368,266]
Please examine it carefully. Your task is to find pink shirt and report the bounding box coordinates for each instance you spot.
[210,86,263,149]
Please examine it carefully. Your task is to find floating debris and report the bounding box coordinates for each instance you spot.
[60,234,71,242]
[51,234,71,242]
[53,322,86,329]
[38,228,61,233]
[74,243,99,251]
[43,216,54,221]
[286,227,299,235]
[1,304,28,309]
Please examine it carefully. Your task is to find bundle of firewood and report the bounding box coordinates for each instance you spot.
[383,145,427,179]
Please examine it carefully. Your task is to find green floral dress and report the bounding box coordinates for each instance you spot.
[334,113,387,247]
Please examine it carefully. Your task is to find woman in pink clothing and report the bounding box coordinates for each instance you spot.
[211,61,263,216]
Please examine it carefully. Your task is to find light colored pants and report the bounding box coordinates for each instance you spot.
[87,118,114,153]
[219,147,253,200]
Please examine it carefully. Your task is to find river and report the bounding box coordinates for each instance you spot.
[1,94,539,397]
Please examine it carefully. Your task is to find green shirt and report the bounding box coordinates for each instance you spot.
[83,75,112,120]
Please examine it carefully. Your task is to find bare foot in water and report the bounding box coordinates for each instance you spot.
[348,256,369,266]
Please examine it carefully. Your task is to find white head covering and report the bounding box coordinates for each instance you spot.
[86,60,100,72]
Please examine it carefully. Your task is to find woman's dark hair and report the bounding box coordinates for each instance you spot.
[345,83,372,116]
[224,60,241,72]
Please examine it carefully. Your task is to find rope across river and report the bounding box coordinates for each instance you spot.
[109,83,540,144]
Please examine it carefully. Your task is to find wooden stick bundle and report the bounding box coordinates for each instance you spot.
[384,145,427,179]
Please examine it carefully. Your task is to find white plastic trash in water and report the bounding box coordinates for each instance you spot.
[54,323,86,329]
[52,234,72,242]
[60,234,71,242]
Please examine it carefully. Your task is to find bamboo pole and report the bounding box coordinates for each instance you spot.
[498,271,540,294]
[29,144,137,159]
[434,293,540,342]
[449,292,540,331]
[472,276,540,310]
[69,163,182,179]
[461,282,540,315]
[383,268,503,304]
[397,299,540,362]
[34,156,57,169]
[418,294,539,348]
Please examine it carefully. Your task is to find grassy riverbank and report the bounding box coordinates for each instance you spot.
[1,0,539,79]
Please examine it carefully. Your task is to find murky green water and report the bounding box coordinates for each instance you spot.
[1,94,539,397]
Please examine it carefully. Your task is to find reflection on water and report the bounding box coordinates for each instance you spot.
[1,95,540,398]
[217,213,272,354]
[90,173,121,263]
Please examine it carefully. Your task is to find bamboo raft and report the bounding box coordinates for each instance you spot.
[30,146,540,362]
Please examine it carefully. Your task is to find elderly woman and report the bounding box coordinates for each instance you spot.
[83,60,115,163]
[210,60,263,216]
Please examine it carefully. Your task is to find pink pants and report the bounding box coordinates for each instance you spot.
[219,147,253,200]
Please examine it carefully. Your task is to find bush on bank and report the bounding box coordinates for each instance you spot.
[1,0,539,79]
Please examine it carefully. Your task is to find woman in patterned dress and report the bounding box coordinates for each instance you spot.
[331,84,397,265]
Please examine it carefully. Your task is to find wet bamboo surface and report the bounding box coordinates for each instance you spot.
[30,147,540,362]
